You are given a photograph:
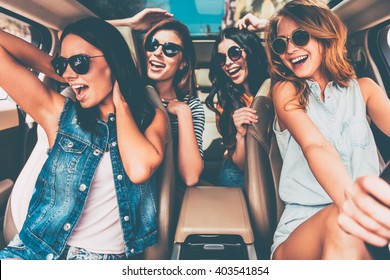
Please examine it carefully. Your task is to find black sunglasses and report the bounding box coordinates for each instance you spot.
[51,54,104,76]
[144,37,184,58]
[215,46,244,67]
[271,29,311,55]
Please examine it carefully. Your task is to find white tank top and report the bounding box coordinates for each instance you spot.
[67,151,125,254]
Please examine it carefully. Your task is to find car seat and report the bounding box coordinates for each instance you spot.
[244,79,284,259]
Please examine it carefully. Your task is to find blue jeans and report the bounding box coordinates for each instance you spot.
[0,235,127,260]
[217,158,244,188]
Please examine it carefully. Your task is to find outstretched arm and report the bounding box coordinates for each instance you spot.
[338,176,390,247]
[107,8,173,31]
[273,81,353,208]
[236,13,268,32]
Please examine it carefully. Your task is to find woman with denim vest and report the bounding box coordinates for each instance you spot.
[263,0,390,259]
[205,27,268,188]
[0,17,167,260]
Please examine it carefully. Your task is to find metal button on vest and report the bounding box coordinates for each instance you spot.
[63,223,71,231]
[111,141,117,147]
[117,174,123,180]
[124,216,129,221]
[67,142,74,148]
[93,149,100,156]
[110,116,115,122]
[79,184,87,192]
[46,253,54,260]
[130,248,135,254]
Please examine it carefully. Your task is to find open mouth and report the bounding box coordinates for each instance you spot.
[227,67,240,76]
[71,84,89,101]
[150,60,166,69]
[291,55,308,67]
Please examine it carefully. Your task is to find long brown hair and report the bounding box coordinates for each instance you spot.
[143,19,197,102]
[264,0,356,109]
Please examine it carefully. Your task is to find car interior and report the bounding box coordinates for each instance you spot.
[0,0,389,260]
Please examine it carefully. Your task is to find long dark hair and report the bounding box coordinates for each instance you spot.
[60,17,155,133]
[206,27,268,146]
[143,19,197,102]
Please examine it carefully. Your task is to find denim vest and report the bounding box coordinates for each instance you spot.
[19,98,158,260]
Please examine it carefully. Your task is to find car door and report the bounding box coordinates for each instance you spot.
[0,8,52,247]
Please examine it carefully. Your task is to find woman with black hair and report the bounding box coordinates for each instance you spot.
[0,17,167,260]
[206,27,268,188]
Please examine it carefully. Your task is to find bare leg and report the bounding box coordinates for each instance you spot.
[273,204,371,260]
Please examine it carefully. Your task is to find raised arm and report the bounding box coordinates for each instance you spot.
[107,8,173,31]
[0,30,65,143]
[236,13,268,32]
[113,82,167,184]
[273,81,353,207]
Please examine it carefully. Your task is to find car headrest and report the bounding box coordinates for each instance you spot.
[195,68,212,88]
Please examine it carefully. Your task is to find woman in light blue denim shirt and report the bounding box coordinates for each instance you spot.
[0,17,167,259]
[264,0,390,259]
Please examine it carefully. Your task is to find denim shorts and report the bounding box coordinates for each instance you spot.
[217,158,244,188]
[0,234,126,260]
[270,204,329,259]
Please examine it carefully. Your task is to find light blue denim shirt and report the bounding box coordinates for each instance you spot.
[18,98,158,259]
[274,79,380,206]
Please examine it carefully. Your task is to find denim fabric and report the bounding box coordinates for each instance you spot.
[59,246,126,260]
[274,79,379,206]
[2,99,158,260]
[217,158,244,188]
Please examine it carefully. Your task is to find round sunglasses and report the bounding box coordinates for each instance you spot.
[271,29,311,55]
[144,37,184,58]
[215,46,244,67]
[51,54,104,76]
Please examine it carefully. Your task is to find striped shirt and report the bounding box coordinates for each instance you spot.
[162,95,205,159]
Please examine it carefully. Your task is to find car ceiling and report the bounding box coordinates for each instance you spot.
[0,0,389,34]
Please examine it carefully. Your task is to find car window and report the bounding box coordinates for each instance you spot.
[77,0,333,37]
[0,9,51,101]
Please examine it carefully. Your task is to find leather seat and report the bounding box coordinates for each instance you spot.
[141,85,176,259]
[244,79,284,259]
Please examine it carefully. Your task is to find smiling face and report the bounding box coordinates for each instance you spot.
[61,34,113,110]
[217,38,249,89]
[145,30,185,87]
[276,16,324,82]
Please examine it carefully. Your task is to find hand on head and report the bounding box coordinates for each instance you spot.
[235,13,268,32]
[130,8,173,31]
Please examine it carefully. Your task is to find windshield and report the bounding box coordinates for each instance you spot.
[77,0,331,36]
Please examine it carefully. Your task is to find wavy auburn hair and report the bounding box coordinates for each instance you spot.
[264,0,356,109]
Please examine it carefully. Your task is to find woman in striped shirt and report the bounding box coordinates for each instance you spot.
[143,19,205,187]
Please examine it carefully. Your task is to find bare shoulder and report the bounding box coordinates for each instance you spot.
[356,77,383,103]
[272,81,299,108]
